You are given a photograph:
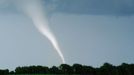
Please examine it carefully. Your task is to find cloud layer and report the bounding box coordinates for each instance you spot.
[0,0,134,16]
[51,0,134,16]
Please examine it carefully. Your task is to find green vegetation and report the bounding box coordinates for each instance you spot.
[0,63,134,75]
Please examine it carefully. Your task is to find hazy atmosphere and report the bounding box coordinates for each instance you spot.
[0,0,134,70]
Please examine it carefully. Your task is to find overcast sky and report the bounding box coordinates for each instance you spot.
[0,0,134,70]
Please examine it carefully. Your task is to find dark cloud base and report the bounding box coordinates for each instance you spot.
[0,0,134,16]
[45,0,134,16]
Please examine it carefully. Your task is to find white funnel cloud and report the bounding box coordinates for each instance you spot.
[16,0,65,63]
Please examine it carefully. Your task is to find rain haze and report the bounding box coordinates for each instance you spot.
[0,0,134,70]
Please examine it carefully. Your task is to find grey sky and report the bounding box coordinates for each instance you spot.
[47,0,134,15]
[0,0,134,70]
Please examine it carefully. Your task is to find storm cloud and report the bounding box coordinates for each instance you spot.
[49,0,134,16]
[0,0,134,16]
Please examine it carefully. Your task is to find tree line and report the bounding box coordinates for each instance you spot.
[0,63,134,75]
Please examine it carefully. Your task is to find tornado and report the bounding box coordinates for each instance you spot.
[17,0,65,63]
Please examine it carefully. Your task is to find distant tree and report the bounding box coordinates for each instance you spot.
[36,65,49,74]
[49,66,61,74]
[0,69,9,75]
[59,64,73,74]
[82,65,95,75]
[117,63,134,75]
[9,71,15,74]
[129,64,134,75]
[72,63,83,74]
[15,67,22,74]
[15,65,49,74]
[98,63,117,75]
[12,63,134,75]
